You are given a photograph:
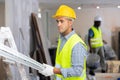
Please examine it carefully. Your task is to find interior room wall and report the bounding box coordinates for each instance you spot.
[41,8,120,48]
[0,3,5,26]
[5,0,39,79]
[75,8,120,46]
[5,0,39,55]
[41,10,58,47]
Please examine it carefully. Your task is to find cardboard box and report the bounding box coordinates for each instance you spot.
[106,60,120,73]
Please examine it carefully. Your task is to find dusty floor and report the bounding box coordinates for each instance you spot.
[86,65,120,80]
[95,73,120,80]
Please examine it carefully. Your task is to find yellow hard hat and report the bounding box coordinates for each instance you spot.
[52,5,76,19]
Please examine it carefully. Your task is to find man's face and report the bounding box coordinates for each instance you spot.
[56,17,72,36]
[94,21,101,27]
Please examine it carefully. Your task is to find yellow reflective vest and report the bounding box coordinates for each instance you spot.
[55,33,87,80]
[90,26,103,48]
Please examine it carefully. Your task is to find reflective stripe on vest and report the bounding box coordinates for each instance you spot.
[55,34,87,80]
[90,26,103,48]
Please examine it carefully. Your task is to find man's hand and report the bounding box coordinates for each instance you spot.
[39,63,54,76]
[89,48,93,53]
[89,49,92,53]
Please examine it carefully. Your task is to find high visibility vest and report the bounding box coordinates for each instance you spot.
[55,34,87,80]
[90,26,103,48]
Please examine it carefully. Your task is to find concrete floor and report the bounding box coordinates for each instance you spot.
[86,66,120,80]
[95,73,120,80]
[86,72,120,80]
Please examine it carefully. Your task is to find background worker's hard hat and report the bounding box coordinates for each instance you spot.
[52,5,76,19]
[94,15,102,21]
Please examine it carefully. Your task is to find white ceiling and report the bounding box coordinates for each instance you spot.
[39,0,120,10]
[0,0,120,10]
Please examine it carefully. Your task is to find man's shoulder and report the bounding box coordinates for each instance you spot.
[88,28,93,32]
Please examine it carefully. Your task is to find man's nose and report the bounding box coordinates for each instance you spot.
[57,22,61,26]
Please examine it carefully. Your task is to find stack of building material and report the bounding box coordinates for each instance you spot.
[106,60,120,73]
[0,27,28,80]
[30,13,52,80]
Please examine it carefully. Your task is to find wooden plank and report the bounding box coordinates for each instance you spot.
[30,13,52,80]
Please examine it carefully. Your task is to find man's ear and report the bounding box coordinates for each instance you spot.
[69,20,73,26]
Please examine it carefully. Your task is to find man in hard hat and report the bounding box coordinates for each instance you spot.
[39,5,88,80]
[88,16,106,79]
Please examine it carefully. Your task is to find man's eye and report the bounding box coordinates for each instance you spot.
[56,20,59,23]
[60,20,64,23]
[56,20,64,23]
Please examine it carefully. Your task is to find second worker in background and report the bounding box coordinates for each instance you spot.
[88,16,106,79]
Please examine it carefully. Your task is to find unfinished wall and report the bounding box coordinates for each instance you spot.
[0,2,5,26]
[5,0,39,54]
[41,8,120,47]
[5,0,39,80]
[74,8,120,46]
[41,10,58,47]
